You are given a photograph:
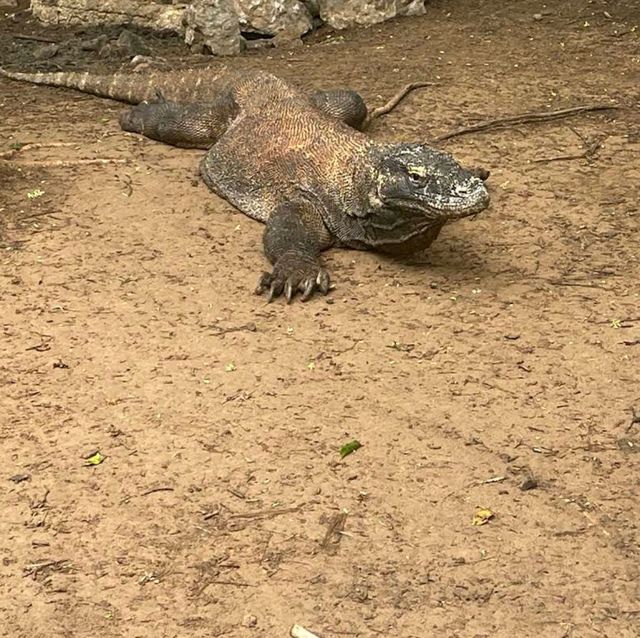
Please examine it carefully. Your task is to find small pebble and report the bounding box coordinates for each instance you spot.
[242,614,258,628]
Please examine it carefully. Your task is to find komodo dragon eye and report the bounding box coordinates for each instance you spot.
[406,167,429,183]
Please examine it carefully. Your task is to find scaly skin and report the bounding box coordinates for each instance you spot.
[2,67,490,303]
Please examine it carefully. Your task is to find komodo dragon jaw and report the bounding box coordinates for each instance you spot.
[372,143,490,220]
[346,143,490,255]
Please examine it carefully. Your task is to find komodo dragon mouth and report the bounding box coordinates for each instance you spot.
[373,143,490,222]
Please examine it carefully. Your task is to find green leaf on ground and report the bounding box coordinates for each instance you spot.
[85,451,105,466]
[340,440,362,458]
[27,188,45,199]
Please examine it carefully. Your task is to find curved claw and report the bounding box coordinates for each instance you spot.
[267,278,284,303]
[254,254,330,304]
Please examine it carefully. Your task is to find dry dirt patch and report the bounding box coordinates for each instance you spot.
[1,1,639,637]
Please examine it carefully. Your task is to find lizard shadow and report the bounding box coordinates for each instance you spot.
[372,229,496,285]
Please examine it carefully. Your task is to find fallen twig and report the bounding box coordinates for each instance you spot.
[533,138,603,163]
[12,33,59,43]
[120,486,174,504]
[627,407,640,433]
[208,321,257,336]
[9,158,129,168]
[321,511,348,551]
[434,104,619,142]
[24,559,71,579]
[362,81,435,130]
[291,625,322,638]
[140,486,174,497]
[0,141,76,160]
[482,476,506,484]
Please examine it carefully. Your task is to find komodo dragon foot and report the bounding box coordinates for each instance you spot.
[256,203,333,304]
[255,252,330,303]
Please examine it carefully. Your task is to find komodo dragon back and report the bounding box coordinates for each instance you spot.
[0,66,229,104]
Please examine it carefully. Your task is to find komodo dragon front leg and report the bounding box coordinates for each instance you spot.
[257,202,333,302]
[118,90,354,302]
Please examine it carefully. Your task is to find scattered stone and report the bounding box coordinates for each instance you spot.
[80,34,108,51]
[235,0,312,38]
[242,614,258,628]
[184,0,243,56]
[302,0,320,18]
[319,0,426,30]
[97,43,117,59]
[31,0,185,32]
[33,43,59,60]
[244,37,273,51]
[533,13,543,21]
[115,28,151,57]
[520,476,538,491]
[272,28,304,48]
[616,437,639,454]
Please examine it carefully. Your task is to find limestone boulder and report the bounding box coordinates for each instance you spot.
[318,0,426,30]
[31,0,186,32]
[234,0,312,37]
[183,0,243,55]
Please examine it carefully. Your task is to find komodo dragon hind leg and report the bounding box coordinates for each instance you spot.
[308,89,368,130]
[118,92,239,149]
[256,203,333,303]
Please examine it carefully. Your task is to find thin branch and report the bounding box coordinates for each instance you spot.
[13,33,59,43]
[6,158,129,168]
[434,104,619,142]
[228,505,301,520]
[533,138,603,163]
[0,141,77,160]
[362,81,435,130]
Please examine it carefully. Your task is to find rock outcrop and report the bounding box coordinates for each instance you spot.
[30,0,429,56]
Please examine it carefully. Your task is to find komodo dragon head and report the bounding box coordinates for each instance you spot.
[352,143,490,254]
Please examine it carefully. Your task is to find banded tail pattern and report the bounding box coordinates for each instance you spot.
[0,66,228,104]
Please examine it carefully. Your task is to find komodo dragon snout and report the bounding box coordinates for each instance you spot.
[373,144,490,219]
[351,144,490,256]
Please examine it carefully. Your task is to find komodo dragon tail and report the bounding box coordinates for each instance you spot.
[0,66,226,104]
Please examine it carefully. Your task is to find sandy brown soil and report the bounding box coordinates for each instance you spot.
[1,1,639,636]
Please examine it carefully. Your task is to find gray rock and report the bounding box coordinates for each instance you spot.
[80,34,109,51]
[271,27,304,48]
[234,0,312,37]
[31,0,185,32]
[318,0,426,30]
[116,28,151,57]
[183,0,243,56]
[301,0,320,18]
[33,43,59,60]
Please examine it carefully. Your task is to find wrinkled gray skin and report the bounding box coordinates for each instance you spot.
[2,67,490,302]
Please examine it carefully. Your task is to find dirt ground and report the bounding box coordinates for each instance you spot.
[1,0,639,636]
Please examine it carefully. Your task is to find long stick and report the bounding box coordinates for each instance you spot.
[433,104,619,142]
[363,81,435,130]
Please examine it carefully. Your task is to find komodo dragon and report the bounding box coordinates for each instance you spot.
[0,66,491,303]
